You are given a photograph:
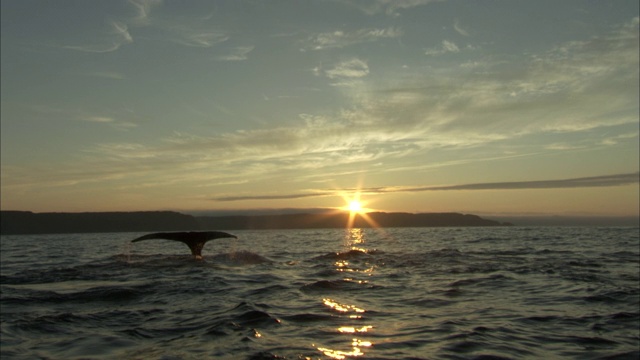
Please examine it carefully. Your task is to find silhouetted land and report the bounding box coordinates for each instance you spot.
[0,211,509,235]
[0,211,199,235]
[491,215,639,227]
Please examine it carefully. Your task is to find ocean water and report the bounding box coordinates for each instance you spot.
[1,226,638,360]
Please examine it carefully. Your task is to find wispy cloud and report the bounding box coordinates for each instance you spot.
[62,0,228,52]
[171,28,229,47]
[453,19,469,36]
[370,16,640,140]
[211,173,640,202]
[213,192,327,202]
[303,27,402,50]
[344,0,445,16]
[29,13,635,192]
[61,0,161,53]
[128,0,162,25]
[599,132,639,146]
[216,46,254,61]
[324,59,370,79]
[6,16,637,202]
[79,115,138,131]
[424,39,460,55]
[400,172,640,192]
[64,21,134,53]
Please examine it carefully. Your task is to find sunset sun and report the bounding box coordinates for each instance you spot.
[348,200,362,213]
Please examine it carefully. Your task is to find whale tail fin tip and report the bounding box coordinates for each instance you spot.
[129,231,238,258]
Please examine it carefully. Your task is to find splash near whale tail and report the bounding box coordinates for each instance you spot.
[131,231,237,259]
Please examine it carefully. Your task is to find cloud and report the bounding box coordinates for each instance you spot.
[64,21,134,53]
[424,39,460,55]
[343,0,445,16]
[303,27,402,50]
[8,18,636,198]
[128,0,162,25]
[112,21,133,43]
[213,192,327,202]
[453,19,469,36]
[53,10,636,189]
[171,29,229,47]
[367,16,640,142]
[324,59,370,79]
[79,115,138,131]
[210,172,640,202]
[216,46,254,61]
[62,0,228,52]
[61,0,161,53]
[401,172,640,192]
[598,132,639,146]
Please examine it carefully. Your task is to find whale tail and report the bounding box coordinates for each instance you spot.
[131,231,237,259]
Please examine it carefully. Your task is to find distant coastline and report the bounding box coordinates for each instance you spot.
[0,210,510,235]
[2,211,636,235]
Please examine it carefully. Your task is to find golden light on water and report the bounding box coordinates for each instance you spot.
[322,298,366,314]
[316,336,373,358]
[346,228,365,246]
[315,188,382,358]
[317,345,365,359]
[317,298,373,357]
[352,339,372,347]
[338,325,373,333]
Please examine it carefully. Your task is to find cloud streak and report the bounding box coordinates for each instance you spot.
[171,29,229,47]
[324,59,369,79]
[211,173,640,202]
[128,0,161,25]
[401,172,640,192]
[216,46,254,61]
[345,0,445,16]
[453,19,470,36]
[79,115,138,131]
[64,21,134,53]
[424,40,460,55]
[303,27,402,50]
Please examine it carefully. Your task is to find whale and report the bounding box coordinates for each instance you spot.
[131,231,237,259]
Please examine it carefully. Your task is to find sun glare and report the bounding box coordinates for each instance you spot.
[348,200,362,213]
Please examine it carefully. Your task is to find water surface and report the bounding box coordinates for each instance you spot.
[1,227,638,359]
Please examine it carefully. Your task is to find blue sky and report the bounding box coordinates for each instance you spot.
[1,0,638,216]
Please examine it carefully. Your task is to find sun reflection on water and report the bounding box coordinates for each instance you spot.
[313,210,382,359]
[345,228,365,250]
[317,345,365,359]
[338,325,373,333]
[322,298,366,315]
[317,298,374,358]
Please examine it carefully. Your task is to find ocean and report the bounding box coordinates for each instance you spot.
[1,227,638,359]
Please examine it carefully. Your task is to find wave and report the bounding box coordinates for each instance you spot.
[1,227,638,359]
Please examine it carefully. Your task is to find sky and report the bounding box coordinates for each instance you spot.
[1,0,639,217]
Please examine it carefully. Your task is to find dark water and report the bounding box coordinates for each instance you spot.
[1,227,639,359]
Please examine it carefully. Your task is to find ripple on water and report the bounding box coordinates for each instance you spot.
[1,227,638,359]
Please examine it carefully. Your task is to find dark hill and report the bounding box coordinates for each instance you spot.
[0,210,509,235]
[193,211,508,230]
[0,211,199,235]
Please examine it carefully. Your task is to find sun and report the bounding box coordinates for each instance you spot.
[348,200,363,213]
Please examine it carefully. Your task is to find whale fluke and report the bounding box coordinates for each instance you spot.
[131,231,237,259]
